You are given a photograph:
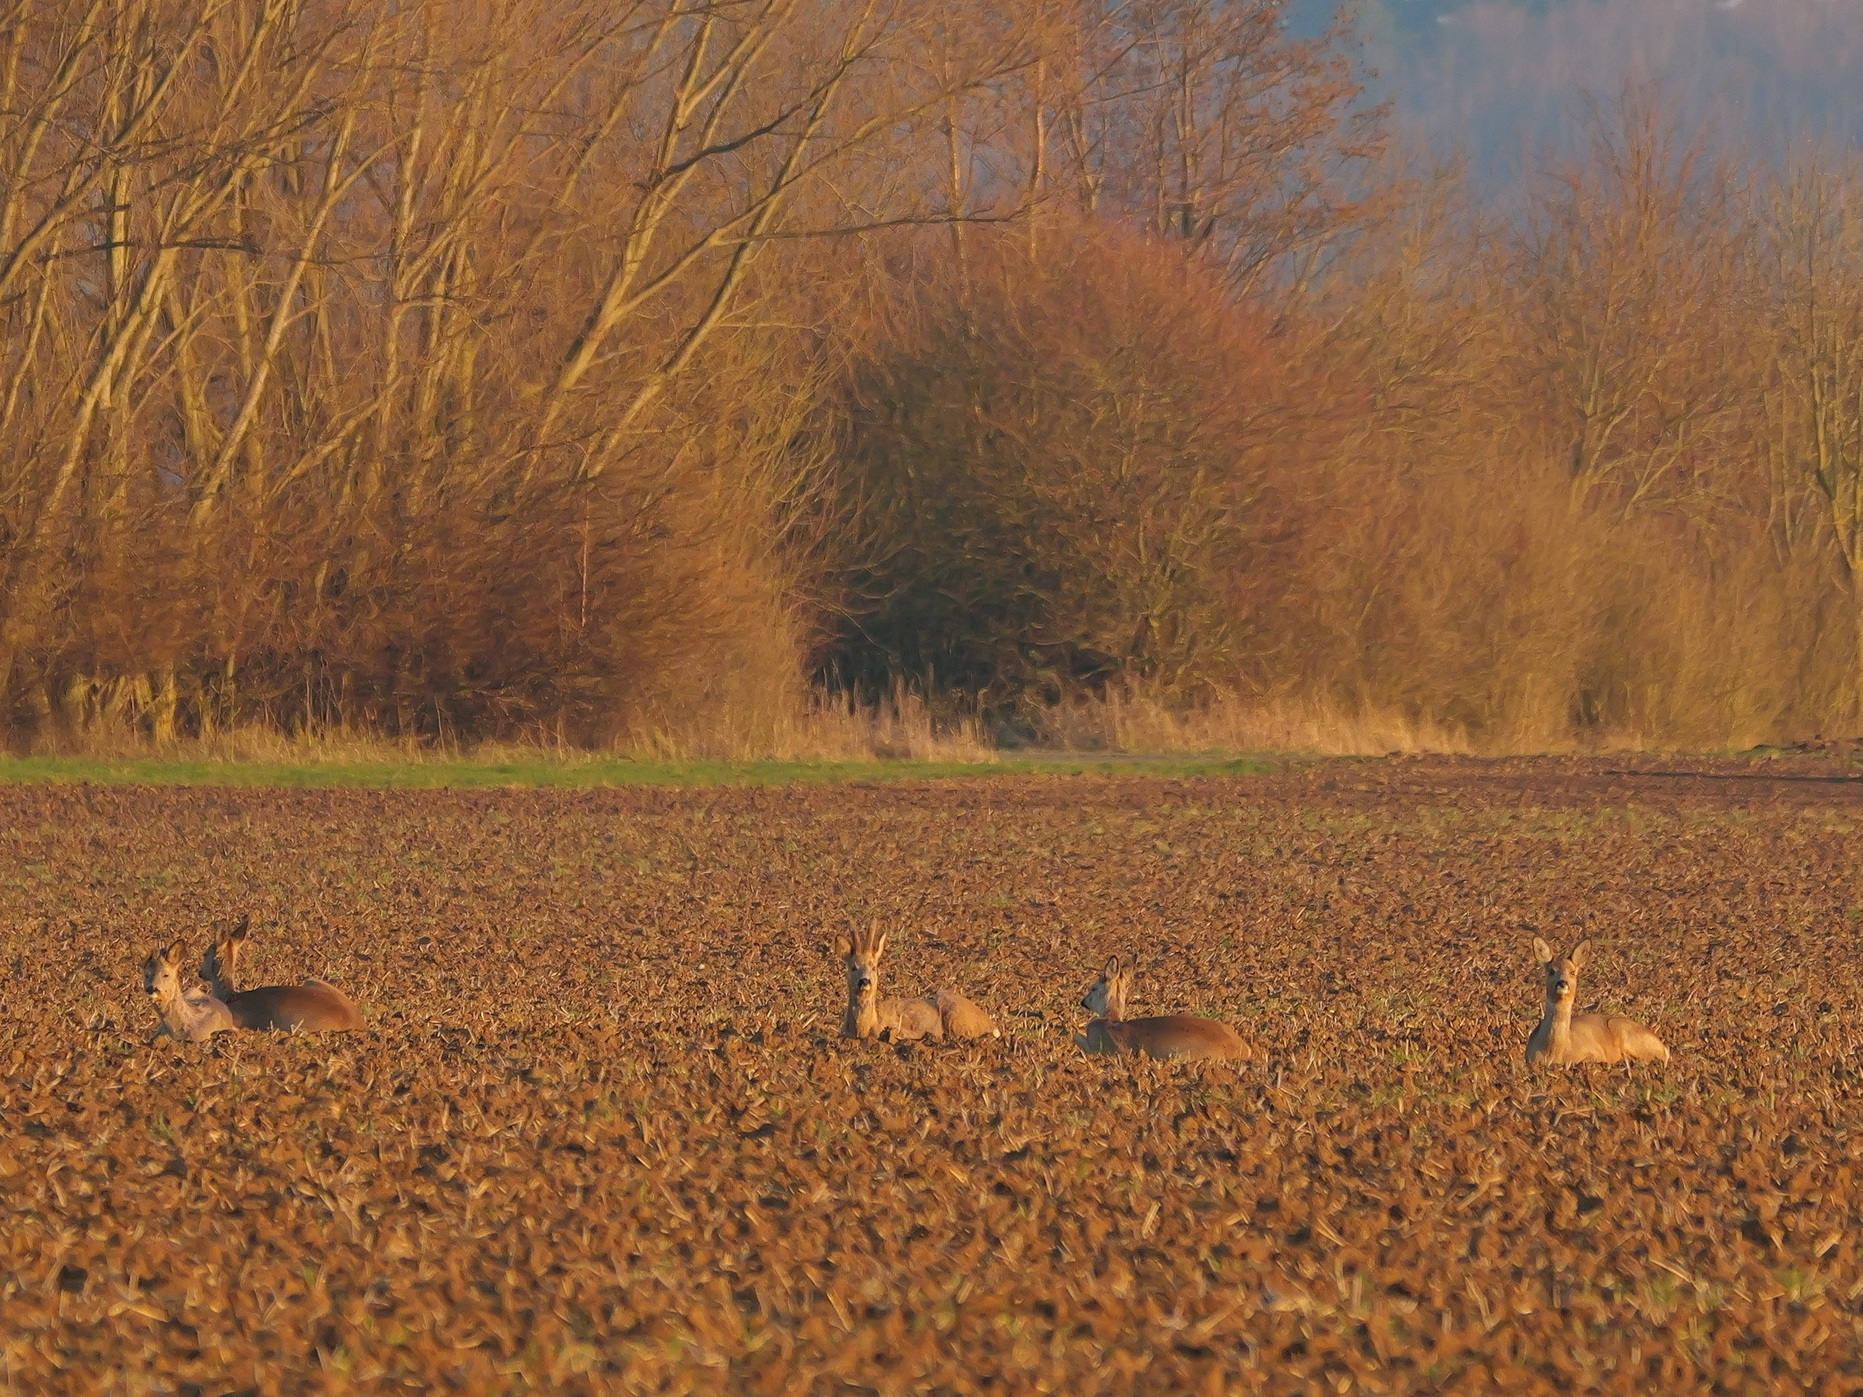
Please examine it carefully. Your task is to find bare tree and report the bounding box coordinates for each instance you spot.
[1766,158,1863,726]
[1043,0,1383,293]
[1512,106,1758,518]
[0,0,1032,745]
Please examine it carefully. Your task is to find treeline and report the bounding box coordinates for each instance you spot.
[2,1,1861,751]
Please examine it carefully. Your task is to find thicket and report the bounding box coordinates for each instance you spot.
[3,0,1862,752]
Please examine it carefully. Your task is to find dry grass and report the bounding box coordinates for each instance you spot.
[17,681,1794,767]
[4,758,1863,1392]
[622,686,997,763]
[1038,688,1481,755]
[1035,685,1814,758]
[19,686,997,766]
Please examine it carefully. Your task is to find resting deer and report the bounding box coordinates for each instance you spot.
[202,915,363,1033]
[143,944,235,1042]
[838,921,998,1042]
[1526,938,1668,1066]
[1076,955,1250,1060]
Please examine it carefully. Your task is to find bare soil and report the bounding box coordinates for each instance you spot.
[4,756,1862,1393]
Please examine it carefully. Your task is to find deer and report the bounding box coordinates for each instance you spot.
[201,915,363,1033]
[1075,955,1251,1060]
[143,944,235,1042]
[838,921,999,1042]
[1526,938,1669,1066]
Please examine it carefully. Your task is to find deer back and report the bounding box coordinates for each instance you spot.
[1096,1014,1249,1061]
[1565,1012,1668,1064]
[226,980,363,1032]
[933,988,998,1039]
[180,988,237,1042]
[877,996,944,1042]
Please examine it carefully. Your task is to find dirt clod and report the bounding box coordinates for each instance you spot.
[3,757,1862,1392]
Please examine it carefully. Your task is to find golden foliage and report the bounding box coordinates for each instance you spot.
[5,0,1863,753]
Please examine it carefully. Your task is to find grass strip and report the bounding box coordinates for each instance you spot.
[0,754,1277,789]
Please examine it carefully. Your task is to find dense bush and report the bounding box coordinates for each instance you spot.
[831,229,1277,708]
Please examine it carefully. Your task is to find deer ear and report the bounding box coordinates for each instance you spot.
[1568,940,1589,969]
[1104,955,1120,977]
[1532,937,1552,965]
[230,913,250,943]
[873,930,888,959]
[164,941,182,964]
[835,934,852,958]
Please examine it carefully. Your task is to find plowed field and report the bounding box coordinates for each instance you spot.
[4,756,1863,1395]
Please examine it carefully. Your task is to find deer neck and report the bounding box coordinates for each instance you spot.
[1102,985,1128,1024]
[846,987,882,1039]
[155,987,199,1039]
[1539,993,1574,1051]
[204,948,235,1000]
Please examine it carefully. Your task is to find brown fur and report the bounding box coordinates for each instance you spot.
[143,943,235,1042]
[1076,956,1250,1061]
[1526,938,1668,1066]
[837,922,997,1042]
[203,916,363,1033]
[933,987,1000,1039]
